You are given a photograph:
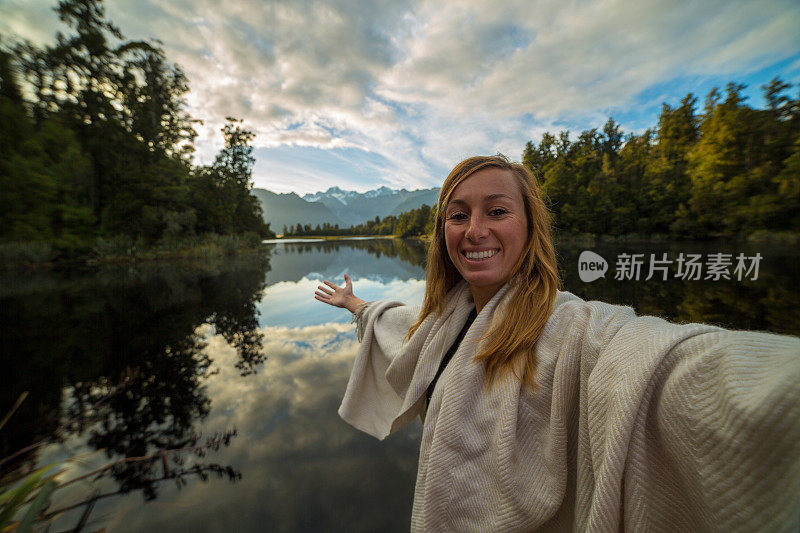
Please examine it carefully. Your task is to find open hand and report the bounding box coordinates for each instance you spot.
[315,273,365,313]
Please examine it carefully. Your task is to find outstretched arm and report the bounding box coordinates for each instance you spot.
[315,273,366,314]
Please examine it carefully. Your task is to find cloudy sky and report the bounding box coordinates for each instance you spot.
[2,0,799,194]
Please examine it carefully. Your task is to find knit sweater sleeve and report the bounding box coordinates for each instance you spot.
[654,328,800,531]
[339,301,421,440]
[584,309,800,532]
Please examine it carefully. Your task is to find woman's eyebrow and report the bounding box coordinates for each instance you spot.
[448,193,515,206]
[486,193,514,201]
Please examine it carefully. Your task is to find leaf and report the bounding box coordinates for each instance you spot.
[0,392,28,432]
[0,463,61,527]
[0,476,41,528]
[15,478,57,533]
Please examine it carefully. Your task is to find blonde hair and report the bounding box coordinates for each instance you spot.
[408,154,559,386]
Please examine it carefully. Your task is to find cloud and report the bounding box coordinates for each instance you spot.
[0,0,62,45]
[3,0,798,193]
[383,0,800,119]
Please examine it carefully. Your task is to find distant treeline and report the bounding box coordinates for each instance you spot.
[284,204,435,237]
[526,81,799,238]
[0,0,273,260]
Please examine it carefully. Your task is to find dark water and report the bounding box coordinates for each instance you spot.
[1,238,797,532]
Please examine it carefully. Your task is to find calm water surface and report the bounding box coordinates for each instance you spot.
[1,238,797,531]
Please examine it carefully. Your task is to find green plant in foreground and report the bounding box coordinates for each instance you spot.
[0,463,62,532]
[0,393,63,532]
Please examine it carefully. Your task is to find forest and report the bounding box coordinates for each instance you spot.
[0,0,273,263]
[527,81,799,239]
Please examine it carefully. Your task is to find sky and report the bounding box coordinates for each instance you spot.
[2,0,799,195]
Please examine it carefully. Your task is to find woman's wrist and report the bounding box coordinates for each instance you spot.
[345,296,366,314]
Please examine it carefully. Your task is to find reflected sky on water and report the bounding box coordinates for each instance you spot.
[55,321,422,532]
[257,240,426,327]
[4,240,428,533]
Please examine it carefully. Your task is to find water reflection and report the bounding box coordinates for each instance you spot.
[1,255,270,527]
[110,322,420,532]
[1,238,797,532]
[259,239,427,327]
[264,239,426,284]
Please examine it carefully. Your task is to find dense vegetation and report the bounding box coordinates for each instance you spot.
[526,81,799,239]
[0,0,273,263]
[283,204,435,238]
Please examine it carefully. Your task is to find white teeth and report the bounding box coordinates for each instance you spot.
[465,250,497,260]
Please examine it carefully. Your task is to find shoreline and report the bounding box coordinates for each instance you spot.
[4,230,796,270]
[272,230,799,245]
[0,233,271,271]
[555,230,799,245]
[265,235,399,242]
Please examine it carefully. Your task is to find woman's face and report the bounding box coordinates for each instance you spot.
[444,167,529,307]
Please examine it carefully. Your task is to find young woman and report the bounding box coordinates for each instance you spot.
[315,155,800,531]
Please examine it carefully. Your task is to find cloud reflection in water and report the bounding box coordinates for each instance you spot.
[116,320,421,532]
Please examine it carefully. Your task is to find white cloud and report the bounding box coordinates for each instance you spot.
[0,0,62,45]
[2,0,798,193]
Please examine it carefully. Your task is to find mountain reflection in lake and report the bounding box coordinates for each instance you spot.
[0,238,797,532]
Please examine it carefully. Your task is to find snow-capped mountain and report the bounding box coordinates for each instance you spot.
[254,185,440,231]
[302,185,396,205]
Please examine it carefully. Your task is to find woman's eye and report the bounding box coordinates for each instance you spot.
[489,208,507,216]
[447,212,467,221]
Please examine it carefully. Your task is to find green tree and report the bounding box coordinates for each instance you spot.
[118,40,198,162]
[687,84,764,235]
[194,118,272,237]
[644,94,698,235]
[0,48,93,245]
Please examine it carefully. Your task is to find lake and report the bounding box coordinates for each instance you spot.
[1,238,797,531]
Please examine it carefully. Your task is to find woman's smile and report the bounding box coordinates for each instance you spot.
[462,248,499,261]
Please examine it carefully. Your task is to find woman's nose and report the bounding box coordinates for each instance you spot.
[465,215,488,240]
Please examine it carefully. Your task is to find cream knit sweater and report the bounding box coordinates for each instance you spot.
[338,282,800,532]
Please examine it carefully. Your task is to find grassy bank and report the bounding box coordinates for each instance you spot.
[273,234,397,240]
[277,231,799,246]
[555,230,800,246]
[0,233,269,270]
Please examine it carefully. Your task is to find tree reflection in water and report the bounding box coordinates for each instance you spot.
[0,253,270,517]
[284,237,428,269]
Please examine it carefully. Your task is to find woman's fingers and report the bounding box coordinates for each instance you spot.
[315,277,354,308]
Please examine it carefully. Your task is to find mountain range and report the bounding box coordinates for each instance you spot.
[253,186,440,233]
